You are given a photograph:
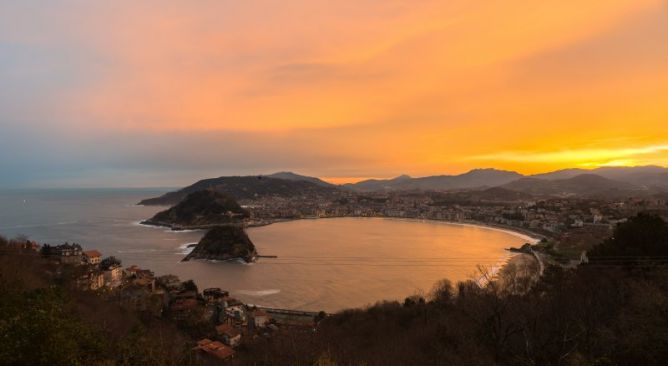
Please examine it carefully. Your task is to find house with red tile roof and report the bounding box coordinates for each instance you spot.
[83,250,102,265]
[215,323,242,347]
[194,338,235,361]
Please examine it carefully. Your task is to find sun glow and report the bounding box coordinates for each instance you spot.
[1,1,668,185]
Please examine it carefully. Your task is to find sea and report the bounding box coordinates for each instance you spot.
[0,188,532,312]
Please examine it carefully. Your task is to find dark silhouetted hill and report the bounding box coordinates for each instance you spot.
[267,171,335,187]
[139,175,339,206]
[502,173,644,198]
[532,166,668,190]
[143,190,249,228]
[344,169,523,192]
[588,213,668,259]
[183,226,257,263]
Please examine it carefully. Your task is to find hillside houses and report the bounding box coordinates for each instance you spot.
[77,269,104,291]
[194,339,235,361]
[215,323,242,347]
[82,250,101,265]
[32,240,320,361]
[101,262,123,288]
[41,243,83,264]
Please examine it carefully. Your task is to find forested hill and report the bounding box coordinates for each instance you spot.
[139,175,340,206]
[143,190,249,229]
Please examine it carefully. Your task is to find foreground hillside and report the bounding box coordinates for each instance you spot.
[0,241,199,366]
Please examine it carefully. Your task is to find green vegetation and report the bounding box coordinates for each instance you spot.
[0,237,199,366]
[0,285,105,366]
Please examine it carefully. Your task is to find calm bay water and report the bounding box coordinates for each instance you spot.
[0,189,530,312]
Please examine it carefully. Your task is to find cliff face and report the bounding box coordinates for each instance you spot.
[142,190,249,229]
[183,226,257,263]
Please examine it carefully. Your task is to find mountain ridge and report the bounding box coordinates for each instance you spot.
[501,173,645,198]
[344,168,524,192]
[138,175,339,206]
[139,166,668,205]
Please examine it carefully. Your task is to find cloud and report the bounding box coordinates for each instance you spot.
[469,144,668,168]
[1,1,667,185]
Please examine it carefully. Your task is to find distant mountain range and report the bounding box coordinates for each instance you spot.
[139,166,668,205]
[346,166,668,193]
[343,169,523,192]
[500,174,644,198]
[531,166,668,189]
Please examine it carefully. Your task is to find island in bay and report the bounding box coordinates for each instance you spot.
[141,189,258,263]
[183,225,257,263]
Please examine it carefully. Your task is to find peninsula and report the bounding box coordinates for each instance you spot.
[141,189,249,230]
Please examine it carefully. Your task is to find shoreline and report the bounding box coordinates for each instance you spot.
[140,215,547,290]
[141,215,546,245]
[248,216,546,246]
[247,216,548,287]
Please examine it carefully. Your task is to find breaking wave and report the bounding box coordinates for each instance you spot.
[236,289,281,297]
[176,242,198,255]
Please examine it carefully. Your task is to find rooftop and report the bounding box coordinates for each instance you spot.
[83,250,102,258]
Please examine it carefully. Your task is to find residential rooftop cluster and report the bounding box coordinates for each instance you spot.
[28,241,325,362]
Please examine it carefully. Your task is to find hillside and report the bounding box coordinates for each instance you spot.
[344,166,668,193]
[139,175,339,206]
[142,190,249,229]
[342,174,412,191]
[267,171,335,187]
[502,173,644,198]
[344,169,523,192]
[532,166,668,189]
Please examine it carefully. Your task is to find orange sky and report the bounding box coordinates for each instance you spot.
[1,1,667,186]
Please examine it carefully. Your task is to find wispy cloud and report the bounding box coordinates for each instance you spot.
[1,1,667,185]
[469,144,668,167]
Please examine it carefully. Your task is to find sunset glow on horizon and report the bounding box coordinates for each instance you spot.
[1,1,667,187]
